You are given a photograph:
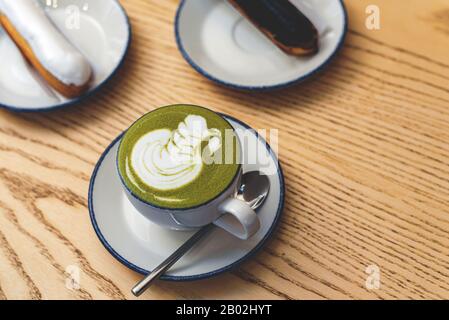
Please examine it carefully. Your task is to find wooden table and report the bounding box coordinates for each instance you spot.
[0,0,448,300]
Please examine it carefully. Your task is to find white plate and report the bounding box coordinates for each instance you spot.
[0,0,131,111]
[88,115,285,280]
[175,0,347,90]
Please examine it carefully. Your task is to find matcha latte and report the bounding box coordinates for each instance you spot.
[118,105,240,209]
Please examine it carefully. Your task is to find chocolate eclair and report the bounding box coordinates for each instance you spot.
[228,0,319,56]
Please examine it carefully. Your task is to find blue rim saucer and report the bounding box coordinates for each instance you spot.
[88,114,285,281]
[175,0,348,91]
[0,0,132,112]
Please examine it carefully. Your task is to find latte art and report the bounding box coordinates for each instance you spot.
[131,115,222,191]
[118,105,240,209]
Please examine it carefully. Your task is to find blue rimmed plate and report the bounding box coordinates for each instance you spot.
[88,114,285,280]
[0,0,131,112]
[175,0,347,90]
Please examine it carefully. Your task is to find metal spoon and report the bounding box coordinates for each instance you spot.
[132,171,270,297]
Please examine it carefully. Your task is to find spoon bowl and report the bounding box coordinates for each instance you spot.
[237,171,270,209]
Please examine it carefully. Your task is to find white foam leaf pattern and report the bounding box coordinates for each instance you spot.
[131,115,222,191]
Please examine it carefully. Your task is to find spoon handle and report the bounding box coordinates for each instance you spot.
[131,224,215,297]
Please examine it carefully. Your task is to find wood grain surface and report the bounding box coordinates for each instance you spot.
[0,0,448,300]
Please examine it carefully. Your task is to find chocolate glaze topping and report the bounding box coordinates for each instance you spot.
[229,0,319,55]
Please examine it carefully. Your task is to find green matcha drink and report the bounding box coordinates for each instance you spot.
[118,105,240,209]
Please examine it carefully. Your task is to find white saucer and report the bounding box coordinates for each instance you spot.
[0,0,131,112]
[175,0,347,90]
[88,115,285,280]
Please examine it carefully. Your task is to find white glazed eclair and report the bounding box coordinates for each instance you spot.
[0,0,92,98]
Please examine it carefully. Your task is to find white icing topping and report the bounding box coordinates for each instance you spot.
[0,34,56,99]
[131,115,222,191]
[0,0,91,86]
